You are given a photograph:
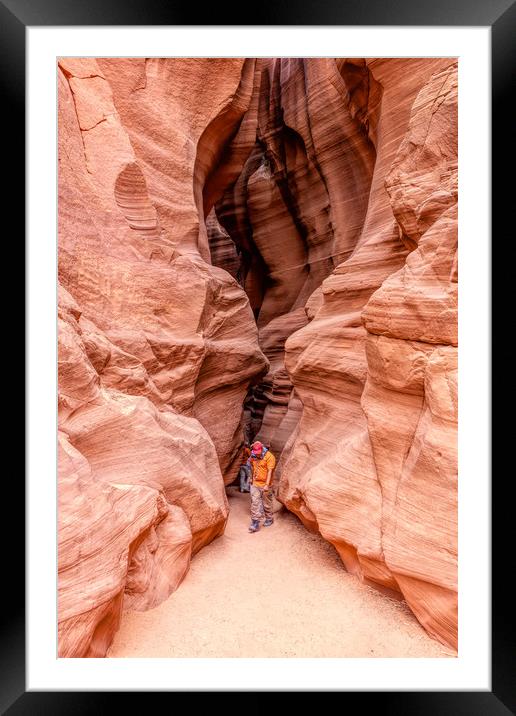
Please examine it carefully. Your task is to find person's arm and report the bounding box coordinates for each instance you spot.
[264,453,275,490]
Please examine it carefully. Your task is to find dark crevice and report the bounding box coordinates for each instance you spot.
[203,57,379,464]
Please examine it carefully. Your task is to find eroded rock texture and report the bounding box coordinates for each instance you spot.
[58,58,267,656]
[59,57,458,655]
[275,60,458,650]
[211,58,380,456]
[207,58,457,649]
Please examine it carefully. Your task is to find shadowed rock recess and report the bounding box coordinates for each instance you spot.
[58,57,457,656]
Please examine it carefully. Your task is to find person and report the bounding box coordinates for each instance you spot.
[238,441,252,493]
[247,440,276,533]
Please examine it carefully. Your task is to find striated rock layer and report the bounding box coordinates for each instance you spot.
[207,58,458,649]
[276,60,458,650]
[59,56,458,655]
[211,59,380,457]
[58,58,268,657]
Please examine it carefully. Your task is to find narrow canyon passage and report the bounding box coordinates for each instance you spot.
[108,489,452,658]
[58,58,458,658]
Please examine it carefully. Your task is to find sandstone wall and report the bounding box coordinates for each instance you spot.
[58,57,458,654]
[278,60,458,649]
[211,58,379,456]
[58,58,267,656]
[207,57,458,649]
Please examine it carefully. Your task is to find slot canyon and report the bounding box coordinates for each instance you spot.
[58,57,457,658]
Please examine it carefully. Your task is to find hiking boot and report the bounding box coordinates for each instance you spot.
[248,520,260,533]
[263,519,274,527]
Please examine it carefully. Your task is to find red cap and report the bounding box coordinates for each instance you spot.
[251,441,263,454]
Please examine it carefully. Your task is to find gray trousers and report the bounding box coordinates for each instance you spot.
[250,485,274,521]
[239,464,251,492]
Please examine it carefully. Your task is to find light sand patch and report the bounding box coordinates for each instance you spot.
[108,487,455,658]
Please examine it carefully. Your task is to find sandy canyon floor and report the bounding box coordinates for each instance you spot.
[107,488,455,658]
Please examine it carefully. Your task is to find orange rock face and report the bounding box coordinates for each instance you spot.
[59,57,458,655]
[276,61,458,649]
[58,58,268,656]
[208,58,457,648]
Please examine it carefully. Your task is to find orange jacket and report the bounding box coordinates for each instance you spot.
[249,449,276,487]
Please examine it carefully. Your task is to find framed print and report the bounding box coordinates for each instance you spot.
[6,0,511,711]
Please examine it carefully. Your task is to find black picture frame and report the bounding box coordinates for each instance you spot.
[6,0,511,711]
